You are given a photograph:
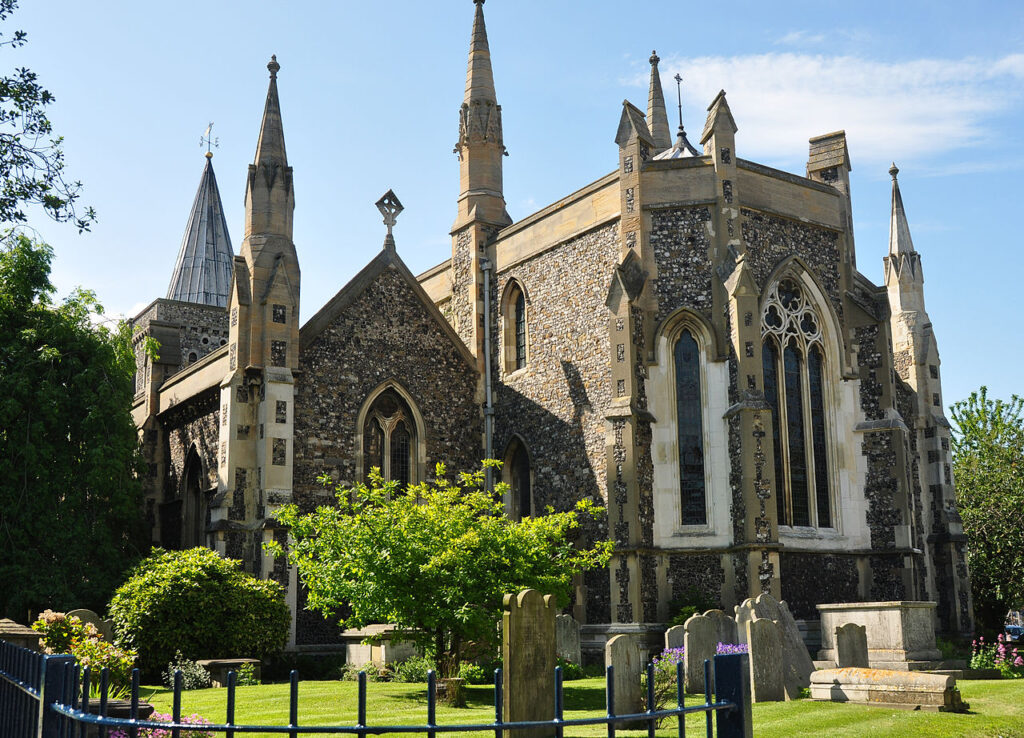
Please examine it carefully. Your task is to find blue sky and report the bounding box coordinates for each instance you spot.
[11,0,1024,409]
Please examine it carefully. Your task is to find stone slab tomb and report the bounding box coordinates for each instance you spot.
[555,614,581,666]
[810,668,969,712]
[196,658,261,688]
[735,593,814,700]
[502,589,556,738]
[0,619,41,651]
[746,617,784,702]
[605,634,643,725]
[835,623,869,668]
[817,601,944,670]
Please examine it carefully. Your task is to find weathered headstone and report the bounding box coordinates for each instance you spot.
[683,613,718,694]
[555,614,581,666]
[704,609,739,646]
[746,617,784,702]
[67,608,114,642]
[734,593,814,700]
[664,624,685,650]
[503,589,556,738]
[605,634,643,726]
[835,623,868,668]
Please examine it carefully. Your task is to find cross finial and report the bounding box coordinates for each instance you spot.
[650,49,660,65]
[268,54,280,79]
[674,73,684,131]
[376,189,404,252]
[200,122,219,158]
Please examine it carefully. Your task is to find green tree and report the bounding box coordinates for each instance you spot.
[950,386,1024,632]
[0,0,94,231]
[270,463,613,676]
[0,234,144,619]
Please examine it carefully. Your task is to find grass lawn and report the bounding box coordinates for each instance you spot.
[140,677,1024,737]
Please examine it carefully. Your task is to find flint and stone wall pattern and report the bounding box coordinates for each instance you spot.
[293,264,482,510]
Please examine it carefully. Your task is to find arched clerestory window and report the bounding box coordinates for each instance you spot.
[501,280,529,373]
[761,277,832,528]
[362,388,417,488]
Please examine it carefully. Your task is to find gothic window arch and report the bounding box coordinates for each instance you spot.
[674,327,707,526]
[761,277,833,529]
[359,386,421,488]
[501,437,533,520]
[501,280,529,373]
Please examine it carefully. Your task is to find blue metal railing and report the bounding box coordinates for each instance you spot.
[2,639,752,738]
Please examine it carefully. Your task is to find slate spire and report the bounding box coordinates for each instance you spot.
[646,51,672,152]
[166,152,234,307]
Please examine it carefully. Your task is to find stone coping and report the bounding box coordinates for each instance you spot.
[811,668,954,690]
[817,601,936,611]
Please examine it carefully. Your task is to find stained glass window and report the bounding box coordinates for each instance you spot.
[675,329,706,525]
[761,278,832,528]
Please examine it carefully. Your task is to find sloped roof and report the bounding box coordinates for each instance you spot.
[166,155,234,307]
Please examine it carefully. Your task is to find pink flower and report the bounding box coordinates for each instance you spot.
[1015,656,1024,667]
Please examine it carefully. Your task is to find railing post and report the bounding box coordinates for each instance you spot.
[712,654,752,738]
[39,654,75,738]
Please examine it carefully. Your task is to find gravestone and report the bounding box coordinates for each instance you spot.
[67,608,114,642]
[555,614,581,666]
[734,593,814,700]
[664,624,685,650]
[835,623,868,668]
[503,589,556,738]
[704,609,739,645]
[683,613,718,694]
[746,617,784,702]
[605,634,643,726]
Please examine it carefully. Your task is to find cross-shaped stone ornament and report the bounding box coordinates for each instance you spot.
[375,189,403,237]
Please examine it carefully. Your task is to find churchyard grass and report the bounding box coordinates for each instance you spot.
[140,676,1024,737]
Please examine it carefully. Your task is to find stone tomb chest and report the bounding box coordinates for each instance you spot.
[817,601,942,670]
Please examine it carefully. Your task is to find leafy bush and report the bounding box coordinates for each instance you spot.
[110,712,214,738]
[457,662,488,685]
[642,647,686,718]
[392,656,435,683]
[162,651,212,690]
[339,663,387,682]
[32,610,137,698]
[108,548,290,675]
[557,657,584,681]
[236,662,260,686]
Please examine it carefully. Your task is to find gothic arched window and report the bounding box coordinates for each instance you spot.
[761,278,833,528]
[362,388,416,488]
[674,328,707,525]
[502,280,529,373]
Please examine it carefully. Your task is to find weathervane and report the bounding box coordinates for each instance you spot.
[375,189,404,252]
[200,122,219,157]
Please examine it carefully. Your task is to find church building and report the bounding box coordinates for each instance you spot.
[130,0,973,652]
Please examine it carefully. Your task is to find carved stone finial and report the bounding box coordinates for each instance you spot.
[650,50,660,65]
[474,0,484,5]
[889,162,899,180]
[376,189,404,251]
[268,55,280,78]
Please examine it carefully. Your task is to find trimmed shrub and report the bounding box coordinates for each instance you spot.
[108,548,290,675]
[392,656,435,683]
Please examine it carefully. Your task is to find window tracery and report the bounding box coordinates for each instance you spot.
[761,277,832,528]
[362,388,415,488]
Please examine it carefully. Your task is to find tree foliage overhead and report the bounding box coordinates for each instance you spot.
[951,386,1024,632]
[270,463,613,676]
[0,0,94,231]
[0,234,144,619]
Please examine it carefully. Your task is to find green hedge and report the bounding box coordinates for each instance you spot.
[108,548,290,674]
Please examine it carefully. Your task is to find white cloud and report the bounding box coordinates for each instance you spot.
[775,30,826,46]
[639,53,1024,170]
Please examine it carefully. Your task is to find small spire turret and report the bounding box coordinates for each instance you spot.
[646,51,672,152]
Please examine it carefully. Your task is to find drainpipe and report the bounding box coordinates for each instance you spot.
[481,256,495,491]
